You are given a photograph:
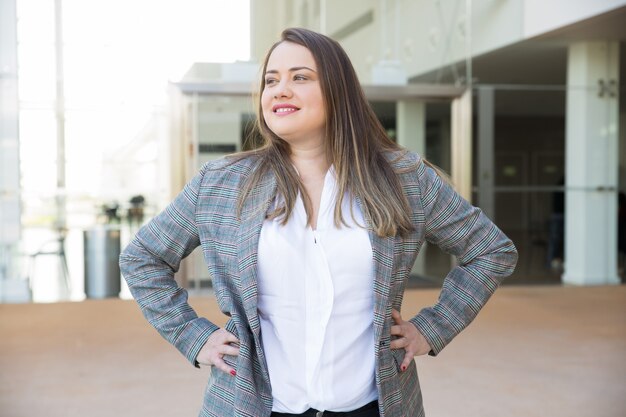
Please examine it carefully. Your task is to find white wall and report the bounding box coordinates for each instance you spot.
[523,0,626,38]
[251,0,626,82]
[391,0,524,81]
[251,0,298,62]
[251,0,526,82]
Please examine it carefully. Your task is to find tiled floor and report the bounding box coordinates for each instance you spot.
[1,285,625,417]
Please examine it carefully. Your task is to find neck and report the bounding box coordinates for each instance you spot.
[289,142,329,181]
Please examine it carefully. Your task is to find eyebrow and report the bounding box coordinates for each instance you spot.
[265,66,317,74]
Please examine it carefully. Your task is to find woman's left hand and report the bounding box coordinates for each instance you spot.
[390,309,432,371]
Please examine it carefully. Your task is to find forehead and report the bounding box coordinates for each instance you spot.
[266,41,317,71]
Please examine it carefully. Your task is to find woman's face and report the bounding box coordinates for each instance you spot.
[261,42,326,148]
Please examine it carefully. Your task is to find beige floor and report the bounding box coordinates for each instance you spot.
[1,285,625,417]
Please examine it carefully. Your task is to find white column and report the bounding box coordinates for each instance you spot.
[451,89,473,202]
[54,0,66,232]
[396,101,425,154]
[0,0,20,248]
[0,0,28,301]
[563,41,620,285]
[477,86,495,219]
[396,100,426,276]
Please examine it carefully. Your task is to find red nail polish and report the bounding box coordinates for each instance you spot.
[401,365,406,372]
[230,370,236,376]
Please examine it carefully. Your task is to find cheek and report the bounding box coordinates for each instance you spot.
[312,90,325,118]
[261,91,271,114]
[260,94,276,132]
[314,98,326,121]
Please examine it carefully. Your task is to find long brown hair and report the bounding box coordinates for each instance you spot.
[238,27,414,237]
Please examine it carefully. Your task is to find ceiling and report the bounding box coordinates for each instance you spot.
[410,5,626,116]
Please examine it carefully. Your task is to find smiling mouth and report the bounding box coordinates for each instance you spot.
[272,105,300,114]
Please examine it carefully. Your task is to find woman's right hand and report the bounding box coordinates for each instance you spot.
[196,328,240,376]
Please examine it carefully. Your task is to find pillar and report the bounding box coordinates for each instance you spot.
[451,89,473,202]
[563,41,620,285]
[396,101,425,154]
[0,0,20,248]
[477,86,495,219]
[0,0,26,301]
[396,100,426,276]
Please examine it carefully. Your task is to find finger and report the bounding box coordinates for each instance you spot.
[390,324,403,336]
[390,337,407,350]
[220,345,240,357]
[213,329,233,343]
[211,356,236,376]
[400,352,414,372]
[223,332,240,344]
[391,309,402,324]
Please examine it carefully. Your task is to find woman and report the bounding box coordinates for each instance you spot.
[120,28,517,417]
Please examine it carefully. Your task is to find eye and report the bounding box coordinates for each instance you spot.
[293,74,307,81]
[265,78,278,86]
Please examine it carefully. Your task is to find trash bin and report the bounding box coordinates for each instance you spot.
[84,226,121,299]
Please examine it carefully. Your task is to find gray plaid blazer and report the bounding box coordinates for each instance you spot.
[119,150,517,417]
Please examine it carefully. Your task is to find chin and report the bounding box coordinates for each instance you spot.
[267,126,294,141]
[275,133,296,144]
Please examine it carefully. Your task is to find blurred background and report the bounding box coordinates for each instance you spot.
[0,0,624,303]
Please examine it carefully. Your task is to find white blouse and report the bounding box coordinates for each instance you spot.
[257,168,377,413]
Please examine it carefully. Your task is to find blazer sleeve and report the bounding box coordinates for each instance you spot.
[408,157,518,356]
[119,164,219,367]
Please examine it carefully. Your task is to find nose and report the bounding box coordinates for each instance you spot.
[273,79,292,99]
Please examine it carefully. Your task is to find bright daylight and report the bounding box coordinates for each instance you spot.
[1,1,625,417]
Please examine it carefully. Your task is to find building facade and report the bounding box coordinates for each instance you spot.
[244,0,625,285]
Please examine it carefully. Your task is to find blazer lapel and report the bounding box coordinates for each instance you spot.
[356,197,395,346]
[237,169,276,336]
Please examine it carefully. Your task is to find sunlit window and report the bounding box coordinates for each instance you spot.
[15,0,250,301]
[17,0,250,227]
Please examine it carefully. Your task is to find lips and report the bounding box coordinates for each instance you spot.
[272,103,300,114]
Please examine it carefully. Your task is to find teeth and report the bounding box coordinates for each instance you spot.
[275,107,296,113]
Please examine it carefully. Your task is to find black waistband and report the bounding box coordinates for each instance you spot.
[270,400,379,417]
